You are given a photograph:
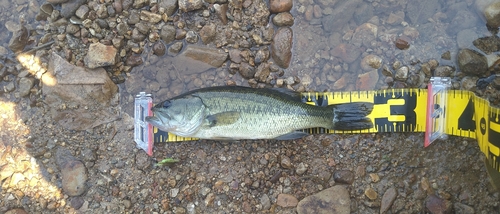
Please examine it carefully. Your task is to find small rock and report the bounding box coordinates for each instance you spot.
[213,4,228,24]
[297,185,350,214]
[351,23,378,48]
[18,77,35,97]
[380,187,397,214]
[369,173,379,182]
[84,43,117,69]
[280,155,293,169]
[123,199,132,209]
[70,197,85,209]
[434,66,455,77]
[441,51,451,60]
[333,170,355,185]
[276,194,298,207]
[360,54,382,71]
[179,0,203,12]
[199,23,216,44]
[126,54,143,67]
[260,194,271,210]
[473,36,500,54]
[425,194,452,214]
[239,63,255,79]
[461,76,478,91]
[457,49,488,75]
[61,0,86,18]
[271,27,293,68]
[160,25,176,44]
[484,2,500,28]
[272,12,294,27]
[269,0,293,13]
[56,148,88,196]
[394,66,409,81]
[296,162,307,175]
[8,25,29,53]
[356,69,379,90]
[159,0,178,16]
[386,11,405,25]
[331,43,361,63]
[140,10,162,23]
[395,36,411,50]
[152,42,166,56]
[365,187,378,200]
[168,42,184,55]
[254,63,270,82]
[75,5,89,19]
[185,31,199,44]
[181,45,228,67]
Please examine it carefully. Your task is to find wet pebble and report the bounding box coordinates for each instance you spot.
[239,63,255,79]
[160,25,176,44]
[272,12,294,27]
[352,23,378,48]
[360,54,382,71]
[331,43,361,63]
[395,36,410,50]
[380,187,397,214]
[276,193,298,207]
[333,170,354,185]
[153,42,166,56]
[473,36,500,54]
[484,2,500,28]
[434,66,455,77]
[425,194,452,214]
[168,42,184,55]
[461,76,478,91]
[297,185,350,214]
[394,66,409,81]
[271,27,293,68]
[254,63,270,82]
[84,43,117,69]
[126,54,143,67]
[457,49,488,75]
[356,69,379,90]
[269,0,293,13]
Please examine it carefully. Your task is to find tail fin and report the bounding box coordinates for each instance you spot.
[332,102,374,130]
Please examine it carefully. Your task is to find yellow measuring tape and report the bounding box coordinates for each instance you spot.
[148,83,500,187]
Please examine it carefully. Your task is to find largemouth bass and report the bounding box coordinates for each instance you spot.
[145,86,374,140]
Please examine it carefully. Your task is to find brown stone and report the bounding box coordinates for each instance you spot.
[277,194,298,207]
[269,0,293,13]
[271,27,293,68]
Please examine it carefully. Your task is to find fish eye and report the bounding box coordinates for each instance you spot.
[162,100,172,108]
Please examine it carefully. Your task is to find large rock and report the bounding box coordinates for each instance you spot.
[271,27,293,69]
[297,185,350,214]
[42,52,119,130]
[484,1,500,28]
[61,0,87,18]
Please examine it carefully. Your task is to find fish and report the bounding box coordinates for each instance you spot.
[145,86,374,140]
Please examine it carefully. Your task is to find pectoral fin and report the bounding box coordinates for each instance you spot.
[274,131,309,140]
[206,111,241,127]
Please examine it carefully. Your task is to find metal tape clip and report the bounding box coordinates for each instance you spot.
[134,92,154,156]
[425,77,451,147]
